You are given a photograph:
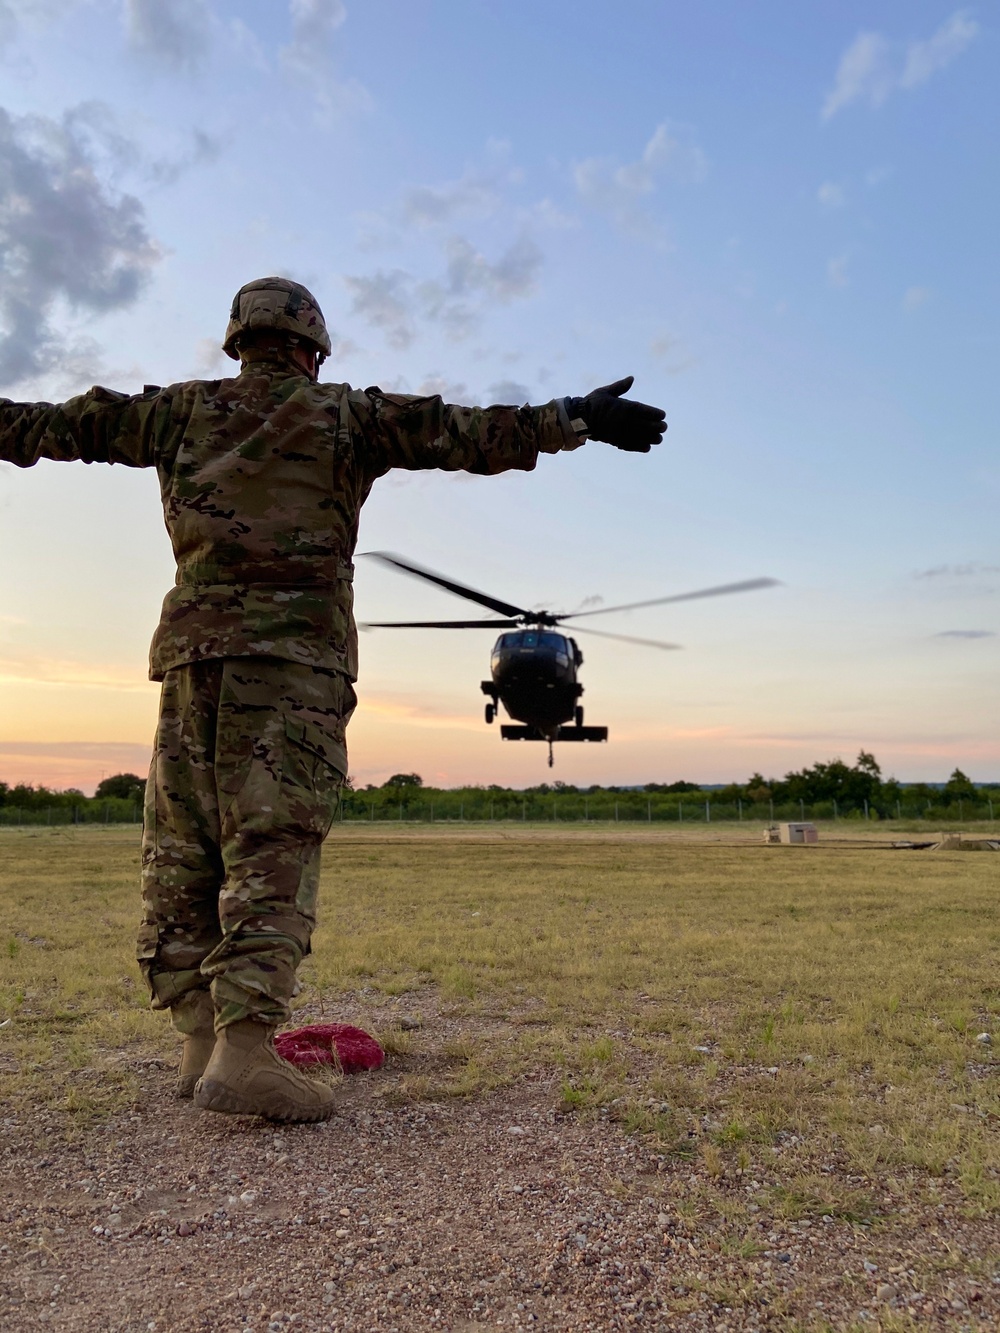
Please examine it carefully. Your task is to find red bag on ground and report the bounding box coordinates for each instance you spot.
[274,1023,385,1074]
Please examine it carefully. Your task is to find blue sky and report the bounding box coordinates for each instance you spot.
[0,1,996,791]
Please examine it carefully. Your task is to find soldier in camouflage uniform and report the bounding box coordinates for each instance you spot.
[0,277,665,1122]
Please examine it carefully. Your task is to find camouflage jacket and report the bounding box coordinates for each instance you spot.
[0,352,582,680]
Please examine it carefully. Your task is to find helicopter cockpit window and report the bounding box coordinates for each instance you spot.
[540,633,567,651]
[520,632,537,648]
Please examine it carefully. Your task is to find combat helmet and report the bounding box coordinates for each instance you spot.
[223,277,332,361]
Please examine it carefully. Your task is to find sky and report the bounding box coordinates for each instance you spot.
[0,0,996,793]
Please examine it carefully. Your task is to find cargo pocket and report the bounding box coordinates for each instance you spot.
[285,717,348,782]
[217,733,254,807]
[282,717,346,842]
[136,921,160,964]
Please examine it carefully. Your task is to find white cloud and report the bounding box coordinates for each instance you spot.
[903,286,930,312]
[0,104,160,387]
[280,0,369,120]
[192,337,228,377]
[900,10,978,89]
[346,232,543,350]
[822,32,893,120]
[485,379,530,405]
[827,254,849,289]
[402,143,519,227]
[404,178,501,227]
[917,563,1000,579]
[227,17,268,72]
[346,144,547,350]
[283,0,345,61]
[823,12,979,119]
[416,375,468,402]
[124,0,212,70]
[650,332,693,376]
[817,181,846,208]
[343,269,414,350]
[574,121,707,235]
[0,0,76,48]
[443,234,541,301]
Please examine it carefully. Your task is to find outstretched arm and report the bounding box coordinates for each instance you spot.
[0,384,165,469]
[358,377,665,476]
[358,388,583,476]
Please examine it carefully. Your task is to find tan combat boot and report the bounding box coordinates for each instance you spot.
[193,1019,339,1122]
[171,988,217,1100]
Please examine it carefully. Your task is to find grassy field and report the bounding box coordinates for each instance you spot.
[2,823,999,1214]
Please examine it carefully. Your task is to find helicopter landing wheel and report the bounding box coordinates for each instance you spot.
[575,705,584,727]
[485,703,495,724]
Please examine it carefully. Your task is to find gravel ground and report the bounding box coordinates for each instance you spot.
[3,998,1000,1333]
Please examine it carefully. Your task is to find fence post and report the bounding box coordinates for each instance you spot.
[647,799,652,823]
[460,801,464,821]
[959,798,963,823]
[705,800,710,823]
[833,798,838,821]
[864,799,869,821]
[896,799,901,820]
[584,798,589,822]
[738,798,742,821]
[678,801,682,822]
[799,798,805,820]
[522,798,526,821]
[615,801,619,823]
[399,800,403,821]
[990,798,994,822]
[769,798,774,822]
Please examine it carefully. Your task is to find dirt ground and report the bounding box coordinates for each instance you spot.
[3,988,1000,1333]
[4,825,1000,1331]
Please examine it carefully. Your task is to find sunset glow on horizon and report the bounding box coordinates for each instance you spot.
[1,3,996,794]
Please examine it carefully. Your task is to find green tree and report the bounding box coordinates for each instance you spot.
[745,773,772,803]
[383,773,423,788]
[95,773,146,801]
[943,768,977,805]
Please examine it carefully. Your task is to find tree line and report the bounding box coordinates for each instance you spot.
[1,754,996,825]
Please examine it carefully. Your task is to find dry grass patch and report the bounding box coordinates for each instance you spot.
[2,824,1000,1218]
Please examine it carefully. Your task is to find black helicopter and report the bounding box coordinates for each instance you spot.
[360,552,779,767]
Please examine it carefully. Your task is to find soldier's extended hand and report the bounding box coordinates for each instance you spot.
[567,375,667,453]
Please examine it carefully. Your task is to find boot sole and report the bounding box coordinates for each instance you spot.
[193,1077,336,1123]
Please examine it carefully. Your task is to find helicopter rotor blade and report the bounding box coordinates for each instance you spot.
[562,577,780,620]
[360,618,521,630]
[360,551,531,619]
[564,625,683,651]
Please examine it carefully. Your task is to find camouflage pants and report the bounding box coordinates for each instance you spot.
[137,657,355,1029]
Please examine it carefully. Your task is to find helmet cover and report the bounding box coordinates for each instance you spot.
[223,276,332,359]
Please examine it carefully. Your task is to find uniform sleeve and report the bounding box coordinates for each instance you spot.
[0,384,166,469]
[357,388,585,476]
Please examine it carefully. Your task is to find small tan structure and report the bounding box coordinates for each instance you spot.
[763,822,819,845]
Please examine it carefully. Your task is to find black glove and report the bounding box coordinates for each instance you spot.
[565,375,666,453]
